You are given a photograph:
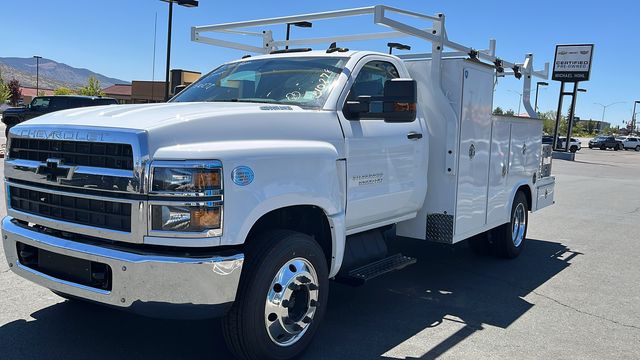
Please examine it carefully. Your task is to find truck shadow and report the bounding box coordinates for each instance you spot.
[0,237,579,360]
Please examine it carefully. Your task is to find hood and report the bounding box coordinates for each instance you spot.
[16,102,344,158]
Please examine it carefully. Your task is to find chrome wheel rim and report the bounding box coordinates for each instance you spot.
[264,257,319,347]
[511,203,526,248]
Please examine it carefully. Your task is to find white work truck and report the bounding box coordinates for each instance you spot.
[2,6,555,360]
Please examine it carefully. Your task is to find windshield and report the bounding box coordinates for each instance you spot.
[171,57,347,109]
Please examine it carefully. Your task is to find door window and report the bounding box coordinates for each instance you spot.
[347,60,399,101]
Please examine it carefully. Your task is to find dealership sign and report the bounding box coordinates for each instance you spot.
[552,44,594,82]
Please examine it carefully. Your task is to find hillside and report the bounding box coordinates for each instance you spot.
[0,57,128,90]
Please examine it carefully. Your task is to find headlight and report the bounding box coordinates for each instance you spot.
[152,164,222,196]
[149,160,223,237]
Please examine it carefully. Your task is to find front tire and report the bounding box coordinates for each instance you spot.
[636,145,640,152]
[570,146,577,153]
[600,144,606,150]
[223,230,329,360]
[492,191,528,259]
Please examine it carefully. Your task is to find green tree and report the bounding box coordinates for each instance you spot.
[54,87,76,95]
[505,109,515,116]
[78,76,105,96]
[586,119,595,134]
[493,106,504,115]
[8,79,22,106]
[0,70,10,104]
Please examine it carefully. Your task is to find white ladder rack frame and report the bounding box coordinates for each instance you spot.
[192,5,549,117]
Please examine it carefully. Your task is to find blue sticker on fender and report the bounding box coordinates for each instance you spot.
[231,166,254,186]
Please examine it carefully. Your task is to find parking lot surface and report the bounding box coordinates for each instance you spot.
[0,147,638,359]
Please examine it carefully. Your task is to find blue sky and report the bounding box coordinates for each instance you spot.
[2,0,638,126]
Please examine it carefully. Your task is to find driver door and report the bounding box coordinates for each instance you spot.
[337,57,427,232]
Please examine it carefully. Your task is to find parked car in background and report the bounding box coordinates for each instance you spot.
[1,95,118,136]
[542,135,554,145]
[558,137,581,153]
[621,136,640,151]
[588,136,623,150]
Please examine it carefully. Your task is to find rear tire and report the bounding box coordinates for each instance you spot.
[636,145,640,152]
[222,230,329,360]
[492,191,528,259]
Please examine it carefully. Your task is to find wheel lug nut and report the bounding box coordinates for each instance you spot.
[310,299,318,307]
[288,283,300,291]
[298,276,311,284]
[302,316,312,324]
[308,284,319,291]
[281,299,290,308]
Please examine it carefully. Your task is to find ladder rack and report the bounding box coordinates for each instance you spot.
[192,5,549,117]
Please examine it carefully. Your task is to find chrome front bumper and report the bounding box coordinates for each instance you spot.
[1,217,244,319]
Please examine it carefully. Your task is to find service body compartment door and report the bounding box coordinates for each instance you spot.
[535,177,556,210]
[486,120,512,225]
[455,67,493,236]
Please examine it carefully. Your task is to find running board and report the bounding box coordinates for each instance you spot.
[335,253,416,286]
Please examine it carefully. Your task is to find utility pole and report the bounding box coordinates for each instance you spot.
[161,0,199,102]
[33,56,42,95]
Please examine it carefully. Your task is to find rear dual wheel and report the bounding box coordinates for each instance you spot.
[469,191,528,259]
[223,230,328,360]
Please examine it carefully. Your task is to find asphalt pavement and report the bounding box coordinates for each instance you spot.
[0,146,639,359]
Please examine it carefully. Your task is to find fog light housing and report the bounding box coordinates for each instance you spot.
[151,205,221,232]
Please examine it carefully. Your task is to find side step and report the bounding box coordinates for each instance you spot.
[336,253,416,286]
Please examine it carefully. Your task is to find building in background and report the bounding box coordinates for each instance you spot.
[19,87,55,104]
[101,69,201,104]
[102,84,132,104]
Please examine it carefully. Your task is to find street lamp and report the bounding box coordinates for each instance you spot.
[33,56,42,95]
[594,101,625,124]
[509,89,523,115]
[161,0,199,102]
[632,100,640,134]
[285,21,312,49]
[534,81,548,113]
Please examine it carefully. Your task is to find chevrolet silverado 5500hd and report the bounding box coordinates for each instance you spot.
[2,6,555,360]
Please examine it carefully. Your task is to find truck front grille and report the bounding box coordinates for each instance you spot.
[9,186,132,232]
[9,138,134,170]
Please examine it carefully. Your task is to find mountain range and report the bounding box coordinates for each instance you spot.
[0,57,128,90]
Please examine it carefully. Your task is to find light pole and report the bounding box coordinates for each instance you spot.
[285,21,312,49]
[594,101,625,125]
[33,56,42,95]
[161,0,198,102]
[632,101,640,134]
[509,89,523,115]
[534,81,548,113]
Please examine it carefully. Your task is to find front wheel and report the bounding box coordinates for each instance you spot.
[223,230,329,360]
[600,144,606,150]
[570,146,577,153]
[492,191,528,259]
[636,145,640,152]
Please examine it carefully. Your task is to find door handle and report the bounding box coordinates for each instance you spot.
[407,132,423,140]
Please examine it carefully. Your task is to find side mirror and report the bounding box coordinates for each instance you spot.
[173,84,187,95]
[343,79,417,122]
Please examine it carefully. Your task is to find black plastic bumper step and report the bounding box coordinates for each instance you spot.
[337,253,416,286]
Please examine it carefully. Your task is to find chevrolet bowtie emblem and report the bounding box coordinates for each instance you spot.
[36,159,73,182]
